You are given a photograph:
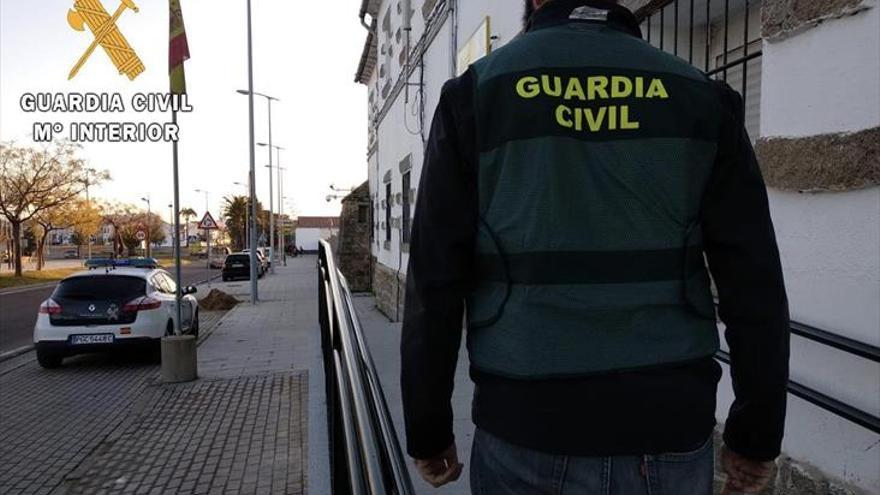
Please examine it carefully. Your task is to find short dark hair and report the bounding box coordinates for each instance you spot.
[524,0,536,27]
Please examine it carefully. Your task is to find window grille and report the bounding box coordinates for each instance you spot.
[402,172,412,243]
[640,0,762,141]
[385,183,392,242]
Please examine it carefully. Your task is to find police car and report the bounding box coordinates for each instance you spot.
[33,261,200,369]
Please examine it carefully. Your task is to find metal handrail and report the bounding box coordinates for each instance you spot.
[715,351,880,434]
[789,320,880,363]
[341,276,414,491]
[319,240,416,495]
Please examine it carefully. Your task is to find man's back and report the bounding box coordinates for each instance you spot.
[401,0,789,492]
[466,15,727,379]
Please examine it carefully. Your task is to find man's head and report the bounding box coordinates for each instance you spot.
[523,0,546,27]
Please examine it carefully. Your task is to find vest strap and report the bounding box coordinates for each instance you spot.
[476,245,704,285]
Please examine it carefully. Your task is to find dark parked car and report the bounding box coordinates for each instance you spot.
[241,249,268,276]
[222,253,258,281]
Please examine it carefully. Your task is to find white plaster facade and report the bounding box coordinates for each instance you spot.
[362,1,526,279]
[714,3,880,491]
[295,228,333,252]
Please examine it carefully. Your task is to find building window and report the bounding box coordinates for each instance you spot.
[358,205,368,223]
[402,171,411,244]
[385,183,392,242]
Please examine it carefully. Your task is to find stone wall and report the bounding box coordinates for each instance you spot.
[337,182,372,293]
[372,258,405,321]
[762,0,873,40]
[756,127,880,192]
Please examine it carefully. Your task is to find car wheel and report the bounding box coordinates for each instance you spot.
[36,349,63,369]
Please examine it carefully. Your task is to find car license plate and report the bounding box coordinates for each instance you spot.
[232,263,244,268]
[70,334,114,345]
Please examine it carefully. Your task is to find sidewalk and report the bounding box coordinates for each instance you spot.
[354,295,475,495]
[60,257,329,495]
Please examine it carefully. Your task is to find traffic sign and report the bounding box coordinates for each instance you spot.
[136,230,146,241]
[198,212,219,230]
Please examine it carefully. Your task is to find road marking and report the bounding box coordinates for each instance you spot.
[0,282,59,296]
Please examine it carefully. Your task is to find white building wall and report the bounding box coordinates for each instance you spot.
[369,1,523,277]
[714,5,880,492]
[296,228,333,252]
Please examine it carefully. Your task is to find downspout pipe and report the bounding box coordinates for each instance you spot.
[359,0,372,30]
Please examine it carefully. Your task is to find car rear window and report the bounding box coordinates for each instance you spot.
[54,276,146,300]
[226,255,249,263]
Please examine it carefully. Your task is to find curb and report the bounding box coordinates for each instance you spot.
[193,274,222,287]
[0,345,34,363]
[196,304,240,347]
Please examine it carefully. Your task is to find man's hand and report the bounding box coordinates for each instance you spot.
[414,443,464,488]
[720,445,775,494]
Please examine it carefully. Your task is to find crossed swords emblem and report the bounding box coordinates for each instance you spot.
[106,304,120,321]
[67,0,145,80]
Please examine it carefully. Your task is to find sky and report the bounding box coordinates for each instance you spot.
[0,0,369,221]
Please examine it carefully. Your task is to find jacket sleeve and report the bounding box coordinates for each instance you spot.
[400,73,478,459]
[703,83,791,462]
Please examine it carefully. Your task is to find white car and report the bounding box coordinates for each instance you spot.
[33,267,199,368]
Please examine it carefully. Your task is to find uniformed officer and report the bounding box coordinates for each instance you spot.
[401,1,790,493]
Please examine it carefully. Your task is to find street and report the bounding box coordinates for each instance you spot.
[0,264,219,354]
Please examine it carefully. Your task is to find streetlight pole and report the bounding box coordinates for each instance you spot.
[242,0,258,303]
[168,204,174,260]
[82,168,98,260]
[267,146,286,267]
[246,94,279,274]
[141,196,151,258]
[278,165,287,266]
[258,143,284,273]
[263,162,275,274]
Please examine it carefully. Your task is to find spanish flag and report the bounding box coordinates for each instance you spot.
[169,0,190,94]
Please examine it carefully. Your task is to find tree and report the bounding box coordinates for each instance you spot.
[0,142,106,276]
[222,196,264,251]
[71,201,104,258]
[180,207,197,247]
[32,201,75,270]
[105,204,166,257]
[222,196,248,251]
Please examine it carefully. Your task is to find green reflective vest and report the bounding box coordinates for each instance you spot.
[465,21,722,379]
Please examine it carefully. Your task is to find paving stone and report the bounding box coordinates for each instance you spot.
[2,259,319,494]
[61,373,307,494]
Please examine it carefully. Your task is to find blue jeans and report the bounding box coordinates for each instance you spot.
[470,429,714,495]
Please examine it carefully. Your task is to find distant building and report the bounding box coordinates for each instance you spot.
[354,0,879,492]
[295,217,340,253]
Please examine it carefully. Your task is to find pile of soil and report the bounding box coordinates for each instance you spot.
[199,289,240,311]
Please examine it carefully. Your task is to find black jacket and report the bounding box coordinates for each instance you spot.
[401,0,789,462]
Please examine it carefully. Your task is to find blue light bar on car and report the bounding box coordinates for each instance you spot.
[84,258,161,269]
